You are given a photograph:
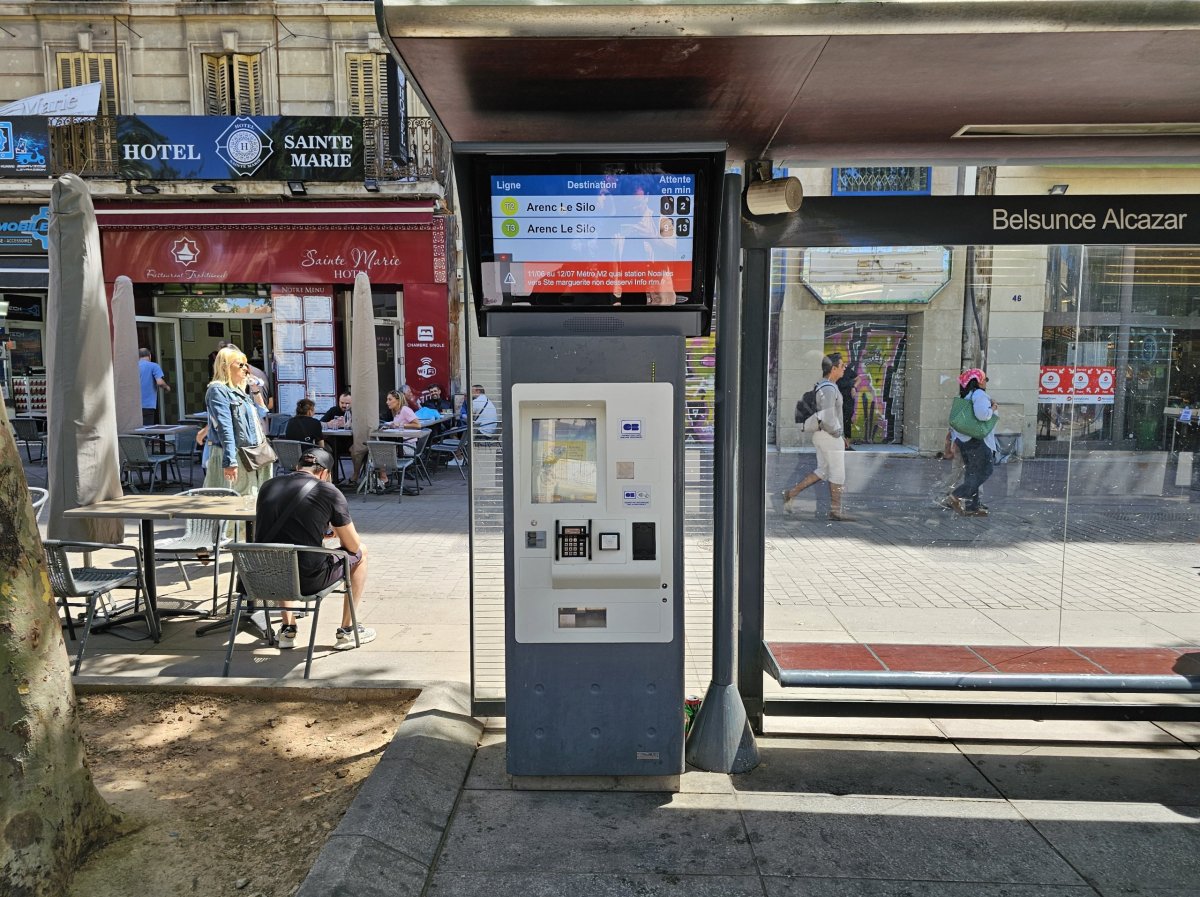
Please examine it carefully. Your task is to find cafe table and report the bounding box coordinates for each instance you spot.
[319,427,354,484]
[64,493,255,632]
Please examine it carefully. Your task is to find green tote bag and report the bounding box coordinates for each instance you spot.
[948,395,998,440]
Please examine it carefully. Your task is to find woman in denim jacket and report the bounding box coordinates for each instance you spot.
[204,346,272,499]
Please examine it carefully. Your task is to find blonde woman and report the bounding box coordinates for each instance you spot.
[204,346,272,500]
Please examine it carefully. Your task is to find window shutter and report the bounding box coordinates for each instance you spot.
[232,53,262,115]
[203,54,229,115]
[57,51,118,114]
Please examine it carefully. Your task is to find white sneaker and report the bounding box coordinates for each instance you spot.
[277,624,297,650]
[334,624,377,650]
[783,498,796,515]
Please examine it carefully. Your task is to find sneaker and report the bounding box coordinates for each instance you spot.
[941,495,964,514]
[964,507,989,517]
[277,624,298,650]
[334,624,377,650]
[783,498,796,516]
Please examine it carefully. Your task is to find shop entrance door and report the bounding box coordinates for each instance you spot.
[374,320,402,420]
[134,316,183,423]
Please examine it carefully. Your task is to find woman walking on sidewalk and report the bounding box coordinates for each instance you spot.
[944,368,998,517]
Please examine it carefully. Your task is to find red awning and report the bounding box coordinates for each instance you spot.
[94,199,436,230]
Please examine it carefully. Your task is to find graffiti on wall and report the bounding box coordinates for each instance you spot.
[824,318,907,444]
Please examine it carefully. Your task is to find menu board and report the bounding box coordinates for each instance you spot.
[484,174,695,304]
[271,284,337,413]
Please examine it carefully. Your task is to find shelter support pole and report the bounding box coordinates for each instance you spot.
[686,172,760,773]
[737,241,771,735]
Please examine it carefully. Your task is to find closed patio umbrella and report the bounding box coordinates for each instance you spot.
[46,174,123,542]
[110,275,142,435]
[349,272,379,481]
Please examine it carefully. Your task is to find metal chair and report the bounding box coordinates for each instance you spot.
[118,434,180,493]
[12,417,47,464]
[427,425,469,480]
[222,542,359,679]
[154,487,238,615]
[268,414,292,437]
[29,486,48,522]
[43,539,154,674]
[269,438,309,475]
[364,437,423,499]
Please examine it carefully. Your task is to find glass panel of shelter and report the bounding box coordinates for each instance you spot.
[763,241,1199,703]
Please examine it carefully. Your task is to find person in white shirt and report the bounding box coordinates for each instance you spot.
[469,384,498,437]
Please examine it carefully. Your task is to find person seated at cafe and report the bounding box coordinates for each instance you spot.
[421,384,451,412]
[321,391,352,425]
[284,398,325,446]
[401,383,421,411]
[375,389,422,491]
[254,447,375,651]
[463,384,498,437]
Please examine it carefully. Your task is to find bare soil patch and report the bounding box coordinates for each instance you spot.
[68,690,414,897]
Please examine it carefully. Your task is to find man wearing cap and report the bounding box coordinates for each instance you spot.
[253,446,375,650]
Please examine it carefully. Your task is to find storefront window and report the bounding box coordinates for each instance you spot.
[1129,247,1200,316]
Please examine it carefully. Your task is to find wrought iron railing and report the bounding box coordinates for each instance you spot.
[48,114,448,186]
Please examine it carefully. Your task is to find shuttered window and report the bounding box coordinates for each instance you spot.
[56,52,119,115]
[346,53,387,116]
[202,53,263,115]
[347,52,391,172]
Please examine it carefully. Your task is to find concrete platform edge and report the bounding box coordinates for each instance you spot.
[296,680,484,897]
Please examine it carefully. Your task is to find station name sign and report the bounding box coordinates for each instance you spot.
[754,195,1200,248]
[116,115,364,182]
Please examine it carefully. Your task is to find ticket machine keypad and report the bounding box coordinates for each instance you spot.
[556,522,592,560]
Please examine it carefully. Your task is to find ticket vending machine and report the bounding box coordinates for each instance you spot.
[455,142,725,777]
[502,341,684,776]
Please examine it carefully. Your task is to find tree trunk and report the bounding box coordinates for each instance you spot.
[0,398,118,897]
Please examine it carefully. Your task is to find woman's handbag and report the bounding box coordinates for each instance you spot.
[238,440,278,471]
[948,395,998,440]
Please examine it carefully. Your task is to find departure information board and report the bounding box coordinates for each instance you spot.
[487,174,695,303]
[455,145,725,336]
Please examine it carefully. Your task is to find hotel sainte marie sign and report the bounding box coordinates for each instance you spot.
[116,116,364,181]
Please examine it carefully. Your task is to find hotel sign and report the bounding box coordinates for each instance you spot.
[116,115,365,181]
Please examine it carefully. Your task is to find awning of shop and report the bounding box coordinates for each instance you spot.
[0,256,49,290]
[94,200,437,231]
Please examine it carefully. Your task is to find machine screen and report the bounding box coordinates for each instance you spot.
[531,417,598,504]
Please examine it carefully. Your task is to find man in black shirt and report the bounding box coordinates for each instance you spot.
[254,447,374,650]
[320,391,353,425]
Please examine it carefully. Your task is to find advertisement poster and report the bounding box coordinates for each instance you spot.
[0,118,49,176]
[1038,365,1116,404]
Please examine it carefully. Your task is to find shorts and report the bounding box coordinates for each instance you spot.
[301,547,363,595]
[811,428,846,486]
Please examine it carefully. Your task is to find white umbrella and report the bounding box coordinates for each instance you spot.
[350,272,379,480]
[111,275,142,434]
[46,174,124,542]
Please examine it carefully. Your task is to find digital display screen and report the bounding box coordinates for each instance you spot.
[531,417,598,504]
[486,174,695,305]
[455,146,725,336]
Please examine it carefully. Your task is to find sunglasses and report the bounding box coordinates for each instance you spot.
[236,363,250,370]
